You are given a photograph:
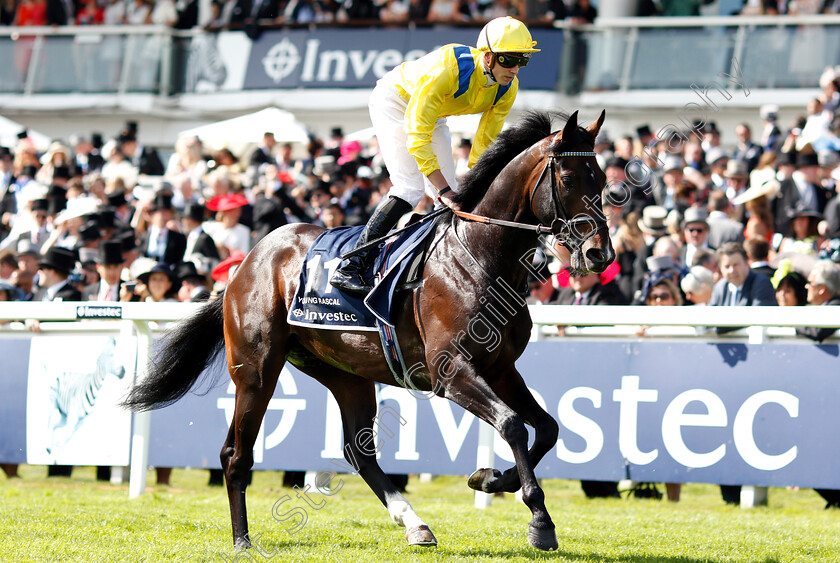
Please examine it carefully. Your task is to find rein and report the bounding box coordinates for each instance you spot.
[445,151,607,247]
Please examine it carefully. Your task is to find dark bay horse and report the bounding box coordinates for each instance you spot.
[124,110,613,552]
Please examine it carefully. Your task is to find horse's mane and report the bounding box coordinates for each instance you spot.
[451,110,587,212]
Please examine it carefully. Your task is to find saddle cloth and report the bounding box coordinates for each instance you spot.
[287,216,440,331]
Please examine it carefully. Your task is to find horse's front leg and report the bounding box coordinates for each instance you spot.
[468,368,559,495]
[437,362,557,551]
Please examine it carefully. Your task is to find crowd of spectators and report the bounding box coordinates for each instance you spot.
[3,0,840,30]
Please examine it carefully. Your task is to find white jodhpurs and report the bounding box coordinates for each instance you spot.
[368,80,459,207]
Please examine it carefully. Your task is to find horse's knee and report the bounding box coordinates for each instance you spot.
[498,413,527,445]
[535,416,559,448]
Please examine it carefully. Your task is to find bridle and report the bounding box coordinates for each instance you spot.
[447,150,608,251]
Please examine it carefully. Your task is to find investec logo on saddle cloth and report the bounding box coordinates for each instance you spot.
[288,226,379,331]
[288,219,439,332]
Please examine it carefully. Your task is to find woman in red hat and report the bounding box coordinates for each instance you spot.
[204,192,251,259]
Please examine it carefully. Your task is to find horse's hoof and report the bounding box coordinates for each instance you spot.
[528,525,557,551]
[406,524,437,546]
[468,468,502,492]
[233,536,252,550]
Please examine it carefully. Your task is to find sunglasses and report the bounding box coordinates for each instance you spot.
[495,53,530,68]
[649,292,673,302]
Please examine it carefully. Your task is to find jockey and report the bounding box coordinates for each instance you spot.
[330,16,539,295]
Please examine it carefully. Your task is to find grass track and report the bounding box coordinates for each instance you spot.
[1,466,839,562]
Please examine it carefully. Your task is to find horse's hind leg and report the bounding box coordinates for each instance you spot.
[323,373,437,547]
[440,370,557,551]
[468,368,559,494]
[221,340,286,549]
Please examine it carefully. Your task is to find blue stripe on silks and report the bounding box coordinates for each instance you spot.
[494,83,511,105]
[453,45,474,98]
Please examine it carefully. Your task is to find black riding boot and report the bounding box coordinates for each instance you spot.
[330,196,414,295]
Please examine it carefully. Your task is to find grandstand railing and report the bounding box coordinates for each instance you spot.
[1,301,837,507]
[1,15,838,103]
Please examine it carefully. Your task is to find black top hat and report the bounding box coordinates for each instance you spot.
[704,121,719,134]
[125,121,138,134]
[796,152,819,168]
[47,195,67,216]
[183,202,206,223]
[459,138,472,149]
[107,190,128,208]
[78,221,101,243]
[777,151,796,167]
[97,207,116,229]
[636,124,653,138]
[330,127,343,138]
[16,238,40,257]
[52,165,71,180]
[116,229,137,252]
[175,261,204,282]
[38,247,77,274]
[91,133,104,149]
[0,147,12,159]
[96,240,124,265]
[31,198,49,212]
[21,165,37,178]
[16,130,28,141]
[149,193,174,212]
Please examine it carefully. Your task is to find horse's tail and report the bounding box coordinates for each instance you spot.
[122,291,226,412]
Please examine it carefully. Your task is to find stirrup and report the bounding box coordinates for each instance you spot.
[330,268,372,295]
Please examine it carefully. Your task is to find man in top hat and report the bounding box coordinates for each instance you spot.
[722,159,750,220]
[249,132,277,172]
[633,205,670,294]
[759,104,782,153]
[680,207,710,268]
[181,202,220,275]
[32,247,81,302]
[119,132,164,177]
[70,134,105,176]
[0,198,51,252]
[774,152,830,236]
[139,194,187,265]
[636,124,654,147]
[653,155,685,212]
[175,261,211,302]
[82,240,125,302]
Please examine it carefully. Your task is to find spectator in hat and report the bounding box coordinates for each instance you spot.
[706,190,745,249]
[0,147,16,231]
[733,123,763,173]
[701,121,721,154]
[0,197,52,252]
[679,207,710,269]
[734,170,778,244]
[653,155,685,212]
[136,262,180,303]
[774,152,829,235]
[704,147,730,192]
[205,192,251,258]
[120,132,165,177]
[176,261,211,302]
[75,220,102,251]
[70,135,105,176]
[778,206,822,256]
[32,247,81,303]
[181,202,220,274]
[632,205,670,295]
[723,160,750,215]
[759,104,782,153]
[138,193,187,265]
[77,247,100,288]
[251,169,296,244]
[15,238,41,277]
[612,209,646,302]
[81,240,124,302]
[771,260,807,307]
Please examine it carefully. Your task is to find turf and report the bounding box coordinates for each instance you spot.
[1,466,839,562]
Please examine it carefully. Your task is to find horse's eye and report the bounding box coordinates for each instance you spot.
[561,175,576,186]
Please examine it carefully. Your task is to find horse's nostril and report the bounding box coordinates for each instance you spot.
[585,248,605,264]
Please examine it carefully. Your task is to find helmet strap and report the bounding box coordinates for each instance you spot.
[481,52,498,86]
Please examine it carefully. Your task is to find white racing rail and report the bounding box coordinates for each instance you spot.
[1,301,836,507]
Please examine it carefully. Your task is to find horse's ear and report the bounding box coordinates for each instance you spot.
[586,110,606,139]
[561,111,579,140]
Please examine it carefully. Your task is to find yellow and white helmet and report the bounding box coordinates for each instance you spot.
[476,16,540,54]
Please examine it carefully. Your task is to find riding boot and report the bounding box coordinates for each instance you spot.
[330,196,414,295]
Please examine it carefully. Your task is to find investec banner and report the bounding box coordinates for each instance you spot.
[189,28,562,92]
[144,340,840,489]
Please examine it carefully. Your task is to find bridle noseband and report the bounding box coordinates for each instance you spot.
[449,150,608,252]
